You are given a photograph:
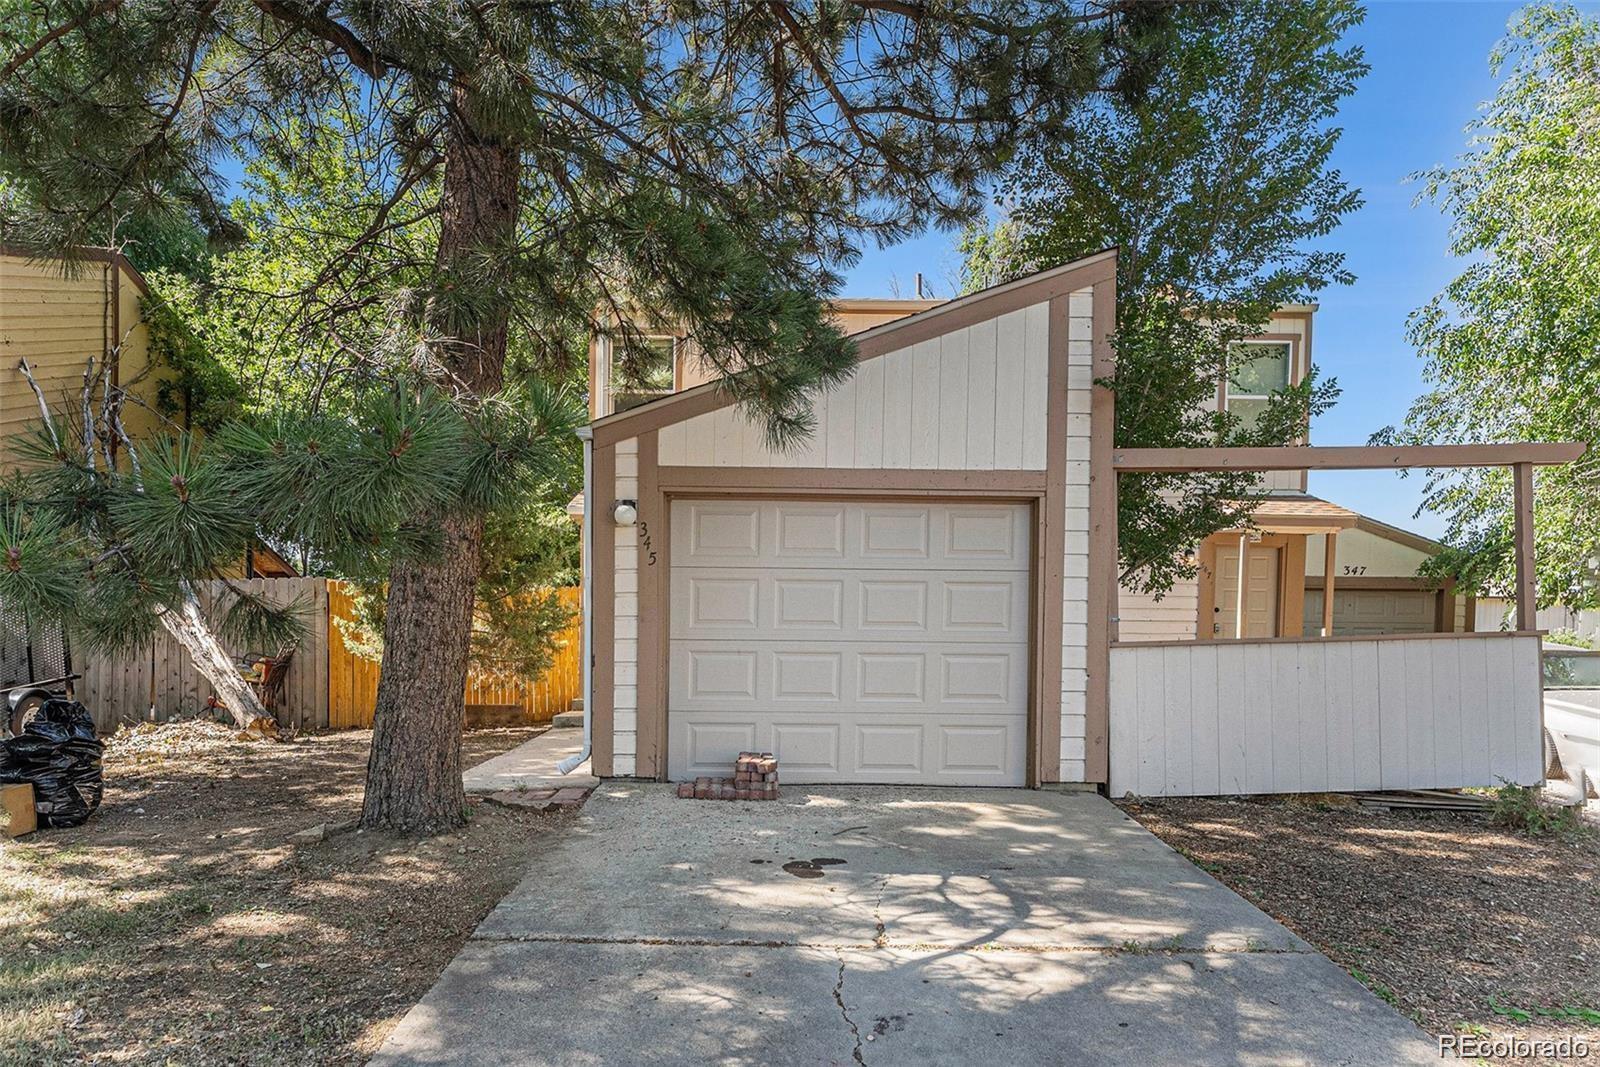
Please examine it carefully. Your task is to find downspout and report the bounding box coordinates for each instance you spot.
[557,425,594,775]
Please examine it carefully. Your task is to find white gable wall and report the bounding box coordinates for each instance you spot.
[619,282,1105,786]
[657,302,1052,470]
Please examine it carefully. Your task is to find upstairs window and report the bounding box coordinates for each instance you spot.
[1225,341,1293,432]
[611,336,677,412]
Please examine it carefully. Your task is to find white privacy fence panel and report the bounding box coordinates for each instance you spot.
[1109,633,1545,798]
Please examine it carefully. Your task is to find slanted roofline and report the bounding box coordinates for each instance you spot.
[591,248,1119,446]
[1352,513,1444,556]
[1,244,151,296]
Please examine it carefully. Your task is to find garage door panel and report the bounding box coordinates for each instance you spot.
[773,652,843,702]
[681,502,762,560]
[1304,589,1437,636]
[686,577,760,629]
[770,723,841,773]
[672,569,1029,642]
[669,500,1029,786]
[774,578,846,630]
[672,500,1030,571]
[682,649,759,702]
[672,710,1025,784]
[671,641,1028,715]
[774,504,848,559]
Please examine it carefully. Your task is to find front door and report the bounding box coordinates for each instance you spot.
[1213,544,1282,639]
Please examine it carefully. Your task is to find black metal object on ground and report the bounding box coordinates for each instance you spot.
[0,599,78,737]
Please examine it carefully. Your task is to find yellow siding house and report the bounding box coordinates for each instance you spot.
[0,247,166,460]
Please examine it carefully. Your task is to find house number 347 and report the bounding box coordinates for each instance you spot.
[639,520,658,566]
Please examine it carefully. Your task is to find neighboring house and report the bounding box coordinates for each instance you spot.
[1,248,296,579]
[0,247,165,451]
[578,250,1559,796]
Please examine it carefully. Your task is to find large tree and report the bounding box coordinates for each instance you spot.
[962,0,1365,595]
[1380,3,1600,610]
[1,1,1191,831]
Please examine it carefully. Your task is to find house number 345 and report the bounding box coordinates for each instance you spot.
[639,520,658,566]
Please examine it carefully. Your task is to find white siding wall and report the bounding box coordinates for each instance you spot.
[1060,288,1094,782]
[657,303,1052,470]
[1108,633,1545,797]
[1117,579,1200,643]
[613,437,640,775]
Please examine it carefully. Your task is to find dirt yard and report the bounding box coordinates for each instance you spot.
[1121,796,1600,1061]
[0,723,570,1066]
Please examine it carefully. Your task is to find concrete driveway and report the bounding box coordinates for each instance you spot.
[372,785,1436,1066]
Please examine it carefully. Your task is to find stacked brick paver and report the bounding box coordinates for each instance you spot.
[676,751,780,801]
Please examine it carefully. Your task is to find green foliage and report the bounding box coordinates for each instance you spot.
[1382,4,1600,607]
[330,386,584,678]
[0,497,82,625]
[1489,782,1585,837]
[0,0,1196,442]
[961,1,1364,593]
[1547,628,1595,650]
[138,275,247,432]
[110,436,255,576]
[0,414,299,655]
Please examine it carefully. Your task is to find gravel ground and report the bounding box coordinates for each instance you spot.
[1120,795,1600,1063]
[0,723,569,1065]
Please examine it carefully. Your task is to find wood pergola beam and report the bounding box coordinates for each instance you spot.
[1112,443,1586,473]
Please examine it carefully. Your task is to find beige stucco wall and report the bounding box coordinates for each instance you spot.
[1304,527,1430,578]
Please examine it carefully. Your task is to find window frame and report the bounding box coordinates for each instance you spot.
[1222,337,1299,431]
[600,333,681,415]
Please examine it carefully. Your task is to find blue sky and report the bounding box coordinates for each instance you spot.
[842,1,1555,538]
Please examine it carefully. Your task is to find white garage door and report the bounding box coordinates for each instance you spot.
[1304,588,1437,636]
[668,500,1031,785]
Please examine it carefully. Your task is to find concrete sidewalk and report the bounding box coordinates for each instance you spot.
[374,786,1438,1066]
[461,727,597,792]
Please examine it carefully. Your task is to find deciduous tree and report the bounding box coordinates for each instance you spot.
[1379,4,1600,610]
[962,0,1365,594]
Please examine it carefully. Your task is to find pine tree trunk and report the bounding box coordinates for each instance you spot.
[155,583,271,731]
[359,92,520,833]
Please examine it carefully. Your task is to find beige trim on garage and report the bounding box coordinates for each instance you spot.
[631,470,1051,785]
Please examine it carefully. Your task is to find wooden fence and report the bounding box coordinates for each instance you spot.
[326,583,583,728]
[77,578,582,732]
[78,578,331,732]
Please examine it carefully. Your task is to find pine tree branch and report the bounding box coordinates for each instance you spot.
[1,0,124,82]
[248,0,388,78]
[82,358,97,473]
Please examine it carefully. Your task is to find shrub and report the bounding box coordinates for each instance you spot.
[1489,783,1585,837]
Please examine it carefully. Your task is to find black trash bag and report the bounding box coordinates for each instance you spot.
[0,699,103,828]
